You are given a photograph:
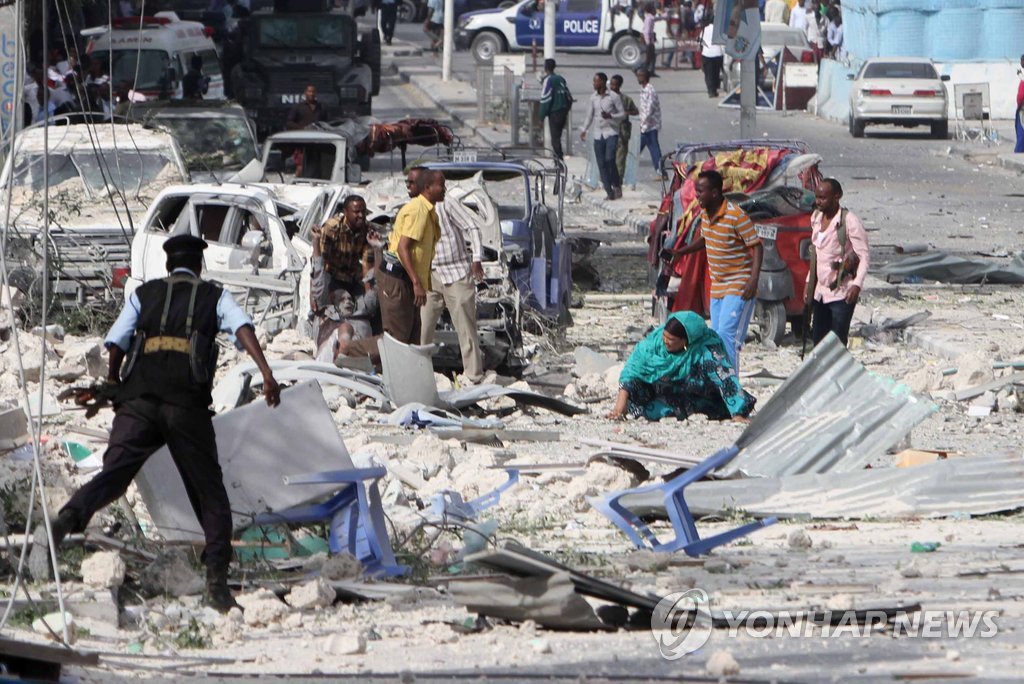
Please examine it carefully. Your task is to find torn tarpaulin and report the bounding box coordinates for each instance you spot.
[881,251,1024,284]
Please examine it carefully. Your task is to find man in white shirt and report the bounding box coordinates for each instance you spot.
[700,18,724,98]
[579,72,626,200]
[789,1,809,32]
[765,0,789,24]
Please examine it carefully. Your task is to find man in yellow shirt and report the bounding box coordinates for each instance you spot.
[377,168,445,344]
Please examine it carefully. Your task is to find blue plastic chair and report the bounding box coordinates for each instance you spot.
[252,467,407,577]
[429,469,520,523]
[590,446,777,557]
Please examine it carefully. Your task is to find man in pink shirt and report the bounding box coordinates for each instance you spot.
[806,178,870,346]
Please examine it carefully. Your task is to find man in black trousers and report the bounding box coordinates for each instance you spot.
[48,235,281,613]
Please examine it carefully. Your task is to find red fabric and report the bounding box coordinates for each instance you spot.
[1017,81,1024,110]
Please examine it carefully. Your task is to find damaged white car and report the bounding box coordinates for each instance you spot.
[126,183,311,331]
[0,120,188,311]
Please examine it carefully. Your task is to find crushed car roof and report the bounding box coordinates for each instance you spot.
[13,123,178,153]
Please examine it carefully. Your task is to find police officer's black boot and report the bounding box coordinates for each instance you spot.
[205,568,241,614]
[48,510,78,549]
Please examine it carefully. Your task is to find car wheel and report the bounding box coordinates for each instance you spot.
[850,116,865,138]
[931,119,949,140]
[755,300,787,346]
[612,35,643,69]
[397,0,417,22]
[471,31,504,64]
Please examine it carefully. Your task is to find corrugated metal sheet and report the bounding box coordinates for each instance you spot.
[687,453,1024,520]
[618,454,1024,520]
[723,334,937,478]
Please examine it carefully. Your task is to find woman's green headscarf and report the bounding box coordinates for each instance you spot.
[619,311,729,385]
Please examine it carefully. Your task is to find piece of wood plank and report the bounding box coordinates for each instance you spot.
[0,636,99,666]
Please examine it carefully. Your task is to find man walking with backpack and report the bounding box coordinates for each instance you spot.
[806,178,870,346]
[540,59,573,162]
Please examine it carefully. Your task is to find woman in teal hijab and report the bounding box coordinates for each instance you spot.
[608,311,755,421]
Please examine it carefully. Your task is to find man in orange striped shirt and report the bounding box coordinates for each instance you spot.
[676,170,762,370]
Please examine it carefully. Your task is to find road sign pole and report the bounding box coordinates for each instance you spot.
[740,56,755,138]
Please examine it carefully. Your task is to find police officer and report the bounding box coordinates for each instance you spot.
[48,235,281,613]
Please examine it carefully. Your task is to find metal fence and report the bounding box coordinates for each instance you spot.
[476,65,516,124]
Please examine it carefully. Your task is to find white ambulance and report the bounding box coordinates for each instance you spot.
[83,12,225,100]
[454,0,671,68]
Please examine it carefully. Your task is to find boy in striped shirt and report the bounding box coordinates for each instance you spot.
[676,170,763,370]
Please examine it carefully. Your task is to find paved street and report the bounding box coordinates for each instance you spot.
[377,18,1024,259]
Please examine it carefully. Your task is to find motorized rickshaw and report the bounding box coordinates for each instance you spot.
[648,139,824,344]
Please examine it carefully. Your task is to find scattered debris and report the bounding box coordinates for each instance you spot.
[80,551,126,589]
[705,650,741,677]
[788,528,814,550]
[139,549,205,598]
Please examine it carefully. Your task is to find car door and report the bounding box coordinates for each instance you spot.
[131,193,194,285]
[560,0,601,48]
[514,0,546,47]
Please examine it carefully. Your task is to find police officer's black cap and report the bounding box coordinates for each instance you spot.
[163,235,209,256]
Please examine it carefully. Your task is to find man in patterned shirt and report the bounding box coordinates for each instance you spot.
[635,67,664,178]
[312,195,372,309]
[420,187,486,382]
[674,170,762,371]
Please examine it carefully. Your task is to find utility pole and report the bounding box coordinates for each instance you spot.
[543,0,556,60]
[442,0,454,81]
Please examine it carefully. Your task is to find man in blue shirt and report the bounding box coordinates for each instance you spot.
[47,235,281,613]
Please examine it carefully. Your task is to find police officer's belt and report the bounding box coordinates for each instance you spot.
[143,336,190,354]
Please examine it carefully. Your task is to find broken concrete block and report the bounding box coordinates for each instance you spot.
[323,631,367,655]
[900,561,923,579]
[0,406,29,451]
[32,612,76,643]
[236,589,292,627]
[788,528,813,550]
[65,589,120,625]
[81,551,126,589]
[952,353,993,392]
[574,346,617,377]
[139,549,204,598]
[903,365,945,395]
[286,577,336,610]
[58,340,104,379]
[321,552,363,581]
[408,434,455,476]
[5,334,58,385]
[705,650,740,676]
[968,391,997,417]
[603,364,624,395]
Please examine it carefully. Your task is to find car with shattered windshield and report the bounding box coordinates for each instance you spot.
[128,101,259,181]
[0,120,189,315]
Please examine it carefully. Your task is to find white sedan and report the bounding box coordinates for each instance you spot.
[848,57,950,139]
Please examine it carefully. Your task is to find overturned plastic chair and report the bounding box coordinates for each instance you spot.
[253,466,407,578]
[590,445,777,557]
[429,469,520,524]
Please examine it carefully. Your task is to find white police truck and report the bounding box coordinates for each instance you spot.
[455,0,670,68]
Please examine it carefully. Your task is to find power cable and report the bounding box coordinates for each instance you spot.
[0,0,71,645]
